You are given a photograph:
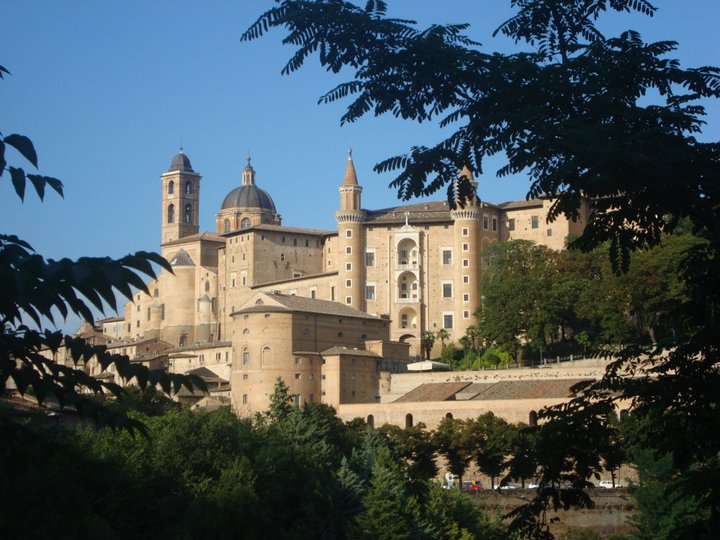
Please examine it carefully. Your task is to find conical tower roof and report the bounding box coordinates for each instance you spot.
[343,148,358,186]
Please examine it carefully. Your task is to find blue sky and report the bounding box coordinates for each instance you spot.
[3,1,718,328]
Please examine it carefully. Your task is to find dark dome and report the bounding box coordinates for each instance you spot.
[221,185,277,212]
[168,151,194,172]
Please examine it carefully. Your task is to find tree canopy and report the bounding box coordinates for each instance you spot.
[244,2,720,537]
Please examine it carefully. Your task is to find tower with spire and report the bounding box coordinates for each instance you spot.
[161,149,201,245]
[450,165,482,338]
[336,148,366,311]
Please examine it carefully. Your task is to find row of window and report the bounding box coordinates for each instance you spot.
[167,203,193,224]
[167,180,193,196]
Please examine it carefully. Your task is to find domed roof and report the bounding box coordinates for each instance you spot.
[221,185,277,212]
[168,150,194,172]
[220,158,277,212]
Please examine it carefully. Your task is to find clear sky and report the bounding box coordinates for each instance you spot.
[3,1,718,329]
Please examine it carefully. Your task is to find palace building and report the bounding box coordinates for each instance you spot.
[81,149,590,418]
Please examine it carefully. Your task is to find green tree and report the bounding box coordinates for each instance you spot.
[433,417,471,487]
[420,330,436,360]
[436,328,450,348]
[245,2,720,537]
[465,413,513,489]
[478,241,555,360]
[505,423,538,489]
[266,376,293,423]
[378,423,438,490]
[352,446,419,540]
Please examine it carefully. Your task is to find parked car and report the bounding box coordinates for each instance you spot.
[461,480,483,491]
[599,480,622,489]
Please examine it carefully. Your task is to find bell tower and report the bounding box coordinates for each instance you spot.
[161,149,201,245]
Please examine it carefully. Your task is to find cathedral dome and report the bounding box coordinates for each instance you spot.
[220,159,277,212]
[168,151,194,173]
[220,184,277,212]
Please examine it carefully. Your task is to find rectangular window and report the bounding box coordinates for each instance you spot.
[346,296,352,304]
[442,282,453,298]
[331,286,335,301]
[365,284,376,300]
[463,310,470,319]
[346,246,352,254]
[492,218,498,231]
[462,259,469,267]
[443,314,454,329]
[243,351,249,364]
[508,218,515,231]
[346,230,352,238]
[547,228,553,236]
[311,289,316,299]
[463,275,469,284]
[365,251,375,267]
[294,373,301,380]
[243,373,248,380]
[483,216,489,229]
[242,394,248,405]
[532,216,540,229]
[346,279,352,287]
[462,243,469,252]
[294,394,301,406]
[442,249,452,265]
[463,293,470,302]
[346,262,352,270]
[295,357,301,365]
[462,227,469,236]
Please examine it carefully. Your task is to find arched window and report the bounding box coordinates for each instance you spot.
[445,412,454,419]
[204,281,210,293]
[168,180,174,194]
[184,181,192,195]
[405,413,414,428]
[529,410,538,427]
[261,345,272,366]
[167,204,175,223]
[367,415,374,428]
[240,217,251,229]
[223,219,230,233]
[184,204,192,224]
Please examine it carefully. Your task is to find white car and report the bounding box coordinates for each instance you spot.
[598,480,622,489]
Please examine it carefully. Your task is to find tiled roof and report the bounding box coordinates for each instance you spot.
[495,199,544,210]
[395,379,590,403]
[365,201,453,224]
[253,271,338,288]
[236,223,335,237]
[233,292,381,320]
[162,231,225,246]
[321,347,381,357]
[169,248,195,267]
[186,366,228,384]
[394,382,473,403]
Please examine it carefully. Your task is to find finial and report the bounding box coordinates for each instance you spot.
[404,212,409,226]
[247,151,251,165]
[180,138,184,153]
[348,146,353,158]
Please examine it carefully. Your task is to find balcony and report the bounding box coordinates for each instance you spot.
[396,260,419,271]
